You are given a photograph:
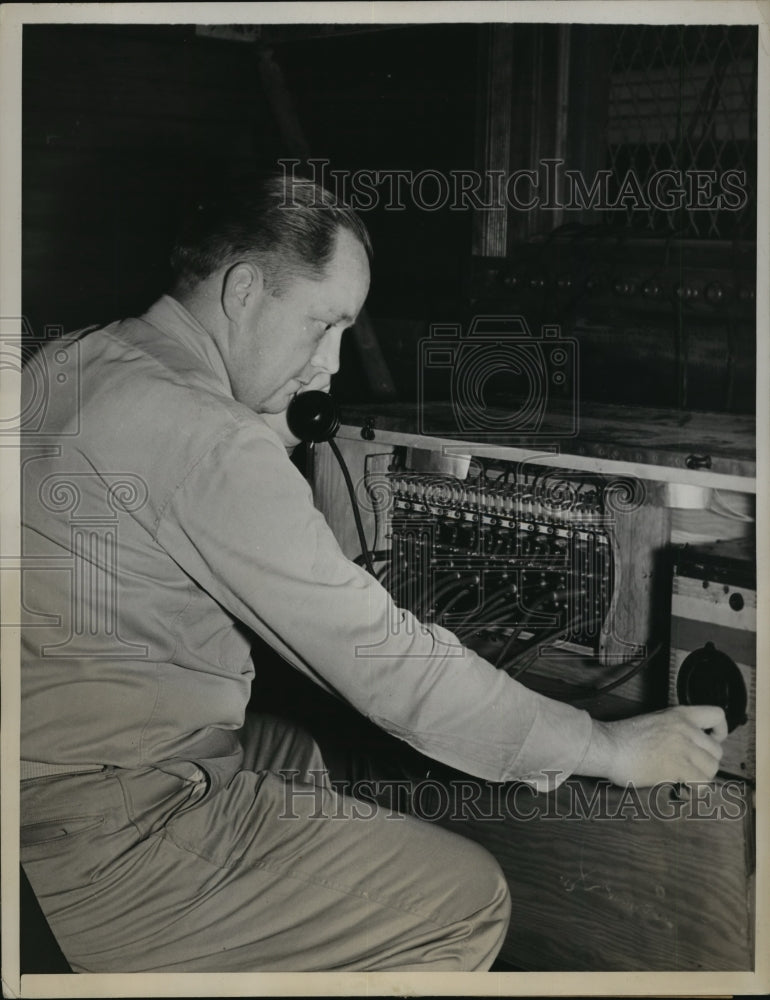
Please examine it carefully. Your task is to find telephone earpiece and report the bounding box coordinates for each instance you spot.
[286,390,341,443]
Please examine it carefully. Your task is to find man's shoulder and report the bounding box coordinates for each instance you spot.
[65,313,236,431]
[89,314,223,394]
[30,310,278,454]
[21,316,288,534]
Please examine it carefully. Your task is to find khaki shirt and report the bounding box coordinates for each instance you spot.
[21,295,592,790]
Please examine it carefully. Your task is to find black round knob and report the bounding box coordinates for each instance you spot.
[677,642,748,732]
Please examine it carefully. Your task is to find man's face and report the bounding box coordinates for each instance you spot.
[228,227,370,413]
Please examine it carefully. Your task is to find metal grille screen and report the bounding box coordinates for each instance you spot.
[606,24,757,238]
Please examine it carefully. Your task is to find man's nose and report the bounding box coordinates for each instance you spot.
[311,328,343,376]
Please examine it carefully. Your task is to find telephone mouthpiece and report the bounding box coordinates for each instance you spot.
[286,390,341,443]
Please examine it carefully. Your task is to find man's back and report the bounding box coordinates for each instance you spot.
[21,297,267,771]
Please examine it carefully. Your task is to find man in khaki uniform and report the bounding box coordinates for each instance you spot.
[20,174,727,972]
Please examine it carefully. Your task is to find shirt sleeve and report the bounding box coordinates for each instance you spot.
[156,419,593,790]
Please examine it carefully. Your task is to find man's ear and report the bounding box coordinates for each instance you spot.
[222,262,265,321]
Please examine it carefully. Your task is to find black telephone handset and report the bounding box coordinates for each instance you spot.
[286,390,375,576]
[286,390,341,443]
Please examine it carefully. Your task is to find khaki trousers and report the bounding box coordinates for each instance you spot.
[21,713,511,972]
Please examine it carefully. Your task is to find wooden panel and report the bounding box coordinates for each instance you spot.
[337,401,756,484]
[435,777,754,971]
[598,482,672,696]
[312,433,754,973]
[312,435,665,710]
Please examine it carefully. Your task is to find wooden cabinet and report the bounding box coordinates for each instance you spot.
[309,401,755,971]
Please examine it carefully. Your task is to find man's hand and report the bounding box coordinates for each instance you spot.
[578,705,728,787]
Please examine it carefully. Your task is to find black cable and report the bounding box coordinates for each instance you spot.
[383,558,417,607]
[529,464,549,494]
[433,581,480,625]
[453,571,563,643]
[387,560,422,609]
[494,588,572,668]
[518,643,662,704]
[498,625,659,704]
[501,623,574,679]
[414,574,468,620]
[329,438,376,577]
[353,549,390,568]
[380,541,418,598]
[453,586,521,641]
[567,643,662,701]
[378,554,398,595]
[498,607,600,676]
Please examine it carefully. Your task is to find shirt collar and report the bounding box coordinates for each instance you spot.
[141,294,232,396]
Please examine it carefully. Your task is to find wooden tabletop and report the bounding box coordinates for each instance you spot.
[338,400,756,486]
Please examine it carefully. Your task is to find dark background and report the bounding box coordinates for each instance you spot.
[18,19,759,976]
[22,24,476,334]
[22,22,757,414]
